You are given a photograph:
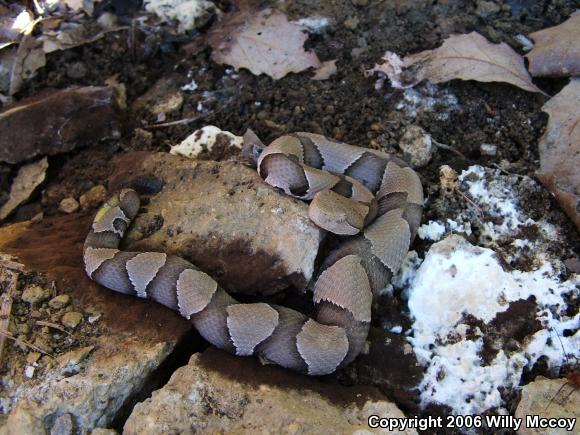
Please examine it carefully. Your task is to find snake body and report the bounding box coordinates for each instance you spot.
[83,133,423,375]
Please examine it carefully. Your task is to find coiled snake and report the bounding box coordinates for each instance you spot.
[83,132,423,375]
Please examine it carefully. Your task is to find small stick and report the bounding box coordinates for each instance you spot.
[143,116,208,129]
[545,328,579,411]
[143,104,228,129]
[491,163,526,178]
[0,328,54,358]
[457,190,484,221]
[35,320,71,336]
[0,269,18,364]
[432,139,470,161]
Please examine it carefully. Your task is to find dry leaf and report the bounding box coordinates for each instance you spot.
[526,11,580,78]
[63,0,98,15]
[9,34,45,95]
[39,20,125,54]
[0,5,33,45]
[0,157,48,220]
[536,78,580,230]
[368,32,544,94]
[312,59,337,81]
[208,8,321,80]
[63,0,86,12]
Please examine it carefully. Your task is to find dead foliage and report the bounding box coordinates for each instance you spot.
[0,157,48,221]
[208,8,321,80]
[368,32,544,94]
[526,11,580,78]
[536,78,580,230]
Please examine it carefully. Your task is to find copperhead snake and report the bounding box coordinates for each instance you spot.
[83,132,423,375]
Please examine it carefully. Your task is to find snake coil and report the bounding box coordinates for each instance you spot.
[84,133,423,375]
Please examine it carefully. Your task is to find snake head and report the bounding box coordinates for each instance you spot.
[241,129,266,167]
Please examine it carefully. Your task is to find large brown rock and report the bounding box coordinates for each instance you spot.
[0,86,123,164]
[110,152,324,295]
[123,348,416,435]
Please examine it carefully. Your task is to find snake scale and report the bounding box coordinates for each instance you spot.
[83,132,423,375]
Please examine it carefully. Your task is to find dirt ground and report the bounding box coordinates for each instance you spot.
[5,0,576,241]
[1,0,579,430]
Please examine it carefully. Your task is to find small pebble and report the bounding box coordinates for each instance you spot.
[514,34,534,52]
[398,125,433,168]
[480,143,497,156]
[32,335,53,353]
[16,322,30,334]
[88,313,102,324]
[26,352,41,363]
[475,0,500,18]
[24,366,35,378]
[79,185,107,210]
[343,16,359,30]
[49,294,71,309]
[58,197,79,214]
[21,285,49,305]
[61,311,83,329]
[131,128,153,149]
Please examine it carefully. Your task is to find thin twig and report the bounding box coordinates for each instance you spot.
[143,115,208,129]
[35,320,71,336]
[432,139,470,161]
[457,190,484,221]
[491,163,526,178]
[143,103,230,129]
[0,269,18,365]
[0,328,54,358]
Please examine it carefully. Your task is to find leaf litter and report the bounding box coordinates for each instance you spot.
[526,11,580,78]
[0,157,48,221]
[536,78,580,230]
[0,2,125,95]
[368,32,544,94]
[208,8,321,80]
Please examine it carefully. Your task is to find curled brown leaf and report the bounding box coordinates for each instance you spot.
[536,78,580,230]
[368,32,545,94]
[0,157,48,221]
[526,12,580,78]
